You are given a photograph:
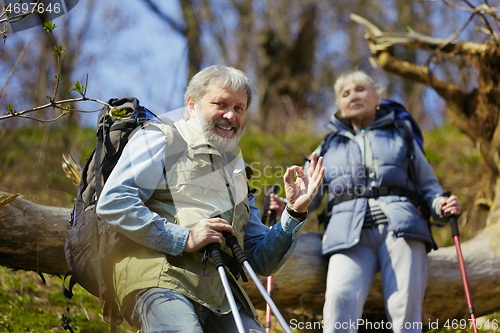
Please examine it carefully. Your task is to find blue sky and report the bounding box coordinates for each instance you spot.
[1,0,190,127]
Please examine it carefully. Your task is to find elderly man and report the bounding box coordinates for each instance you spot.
[96,65,325,332]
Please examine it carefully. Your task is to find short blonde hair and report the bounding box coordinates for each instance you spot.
[333,71,385,109]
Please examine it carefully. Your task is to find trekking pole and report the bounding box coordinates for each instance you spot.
[263,185,280,333]
[203,243,246,333]
[443,191,478,333]
[222,231,293,333]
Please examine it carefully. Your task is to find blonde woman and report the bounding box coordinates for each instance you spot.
[305,71,461,333]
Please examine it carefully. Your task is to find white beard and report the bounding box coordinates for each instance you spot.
[192,105,246,153]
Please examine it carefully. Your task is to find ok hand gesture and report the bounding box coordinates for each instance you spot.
[284,152,325,214]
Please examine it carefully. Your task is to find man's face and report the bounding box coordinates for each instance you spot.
[188,85,248,152]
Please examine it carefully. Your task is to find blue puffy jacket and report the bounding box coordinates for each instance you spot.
[307,107,446,255]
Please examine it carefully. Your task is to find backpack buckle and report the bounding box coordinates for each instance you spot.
[365,187,378,198]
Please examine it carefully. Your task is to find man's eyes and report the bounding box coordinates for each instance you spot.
[213,102,245,112]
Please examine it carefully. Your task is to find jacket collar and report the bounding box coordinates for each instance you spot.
[327,104,396,134]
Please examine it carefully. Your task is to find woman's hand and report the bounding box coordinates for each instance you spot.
[439,195,462,217]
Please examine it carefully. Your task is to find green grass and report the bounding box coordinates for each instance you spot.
[0,266,136,332]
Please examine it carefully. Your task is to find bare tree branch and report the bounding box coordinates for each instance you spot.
[141,0,186,34]
[0,96,112,123]
[351,13,488,55]
[0,39,30,98]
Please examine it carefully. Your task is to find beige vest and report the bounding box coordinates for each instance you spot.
[113,119,256,316]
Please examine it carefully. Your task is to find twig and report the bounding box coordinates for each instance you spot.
[0,40,31,99]
[45,28,62,102]
[435,10,477,52]
[430,0,500,13]
[0,97,112,122]
[484,0,500,32]
[463,0,498,38]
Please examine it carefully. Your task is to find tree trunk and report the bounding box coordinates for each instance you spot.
[1,191,500,325]
[0,192,70,275]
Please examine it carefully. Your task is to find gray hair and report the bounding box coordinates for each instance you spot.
[183,65,253,120]
[333,70,385,109]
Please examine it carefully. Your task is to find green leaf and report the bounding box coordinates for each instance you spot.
[69,81,85,95]
[110,108,127,118]
[43,20,57,32]
[52,45,65,55]
[46,95,53,101]
[6,104,13,112]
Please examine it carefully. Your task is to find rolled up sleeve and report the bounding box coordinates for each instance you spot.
[243,193,307,276]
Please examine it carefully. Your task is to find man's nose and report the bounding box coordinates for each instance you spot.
[224,109,237,121]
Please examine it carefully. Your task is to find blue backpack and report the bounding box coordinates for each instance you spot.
[381,99,424,153]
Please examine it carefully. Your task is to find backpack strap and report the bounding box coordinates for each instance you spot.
[395,119,422,202]
[315,130,337,226]
[319,130,336,158]
[331,186,421,206]
[103,301,120,333]
[62,271,77,299]
[62,272,76,332]
[396,119,437,251]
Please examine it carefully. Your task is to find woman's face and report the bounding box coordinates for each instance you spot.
[338,80,381,128]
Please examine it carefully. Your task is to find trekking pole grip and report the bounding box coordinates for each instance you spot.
[442,190,460,238]
[449,215,460,238]
[209,244,224,268]
[222,231,248,266]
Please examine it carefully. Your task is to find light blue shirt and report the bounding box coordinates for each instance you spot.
[96,123,306,276]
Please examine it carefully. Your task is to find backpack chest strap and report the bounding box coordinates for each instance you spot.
[330,186,421,207]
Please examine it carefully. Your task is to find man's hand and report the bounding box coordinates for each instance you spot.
[284,152,325,214]
[184,217,234,253]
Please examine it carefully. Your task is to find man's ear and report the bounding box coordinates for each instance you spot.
[187,96,196,118]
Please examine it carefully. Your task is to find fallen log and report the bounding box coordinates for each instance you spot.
[0,192,69,275]
[1,191,500,325]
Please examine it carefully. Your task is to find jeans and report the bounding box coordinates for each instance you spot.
[122,288,265,333]
[323,224,427,333]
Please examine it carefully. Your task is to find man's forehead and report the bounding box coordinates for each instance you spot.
[204,86,247,104]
